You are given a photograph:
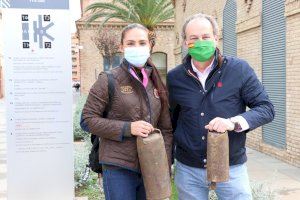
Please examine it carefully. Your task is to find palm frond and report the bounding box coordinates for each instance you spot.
[85,0,174,24]
[152,7,174,25]
[86,2,141,24]
[85,0,175,46]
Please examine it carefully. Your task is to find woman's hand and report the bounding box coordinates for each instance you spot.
[131,121,154,137]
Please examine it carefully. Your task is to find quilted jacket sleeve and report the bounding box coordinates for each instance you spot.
[80,72,131,142]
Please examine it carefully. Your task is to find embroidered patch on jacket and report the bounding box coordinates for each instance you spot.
[154,89,160,99]
[120,86,133,94]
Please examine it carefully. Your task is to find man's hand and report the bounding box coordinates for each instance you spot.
[205,117,234,133]
[131,120,154,137]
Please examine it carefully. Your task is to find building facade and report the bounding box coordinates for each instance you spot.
[173,0,300,167]
[76,0,175,94]
[71,33,81,83]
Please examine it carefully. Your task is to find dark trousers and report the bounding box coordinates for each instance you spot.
[102,168,146,200]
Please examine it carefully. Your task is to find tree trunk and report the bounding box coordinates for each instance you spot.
[149,30,156,52]
[109,56,113,71]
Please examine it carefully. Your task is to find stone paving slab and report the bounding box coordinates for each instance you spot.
[247,148,300,200]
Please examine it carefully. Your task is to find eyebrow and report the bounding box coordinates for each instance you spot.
[202,34,211,37]
[125,39,148,42]
[189,33,211,38]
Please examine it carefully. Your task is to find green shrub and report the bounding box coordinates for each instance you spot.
[251,181,275,200]
[74,141,91,188]
[75,182,102,200]
[73,95,88,141]
[74,139,104,199]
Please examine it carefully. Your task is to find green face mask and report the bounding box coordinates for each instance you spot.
[188,40,216,62]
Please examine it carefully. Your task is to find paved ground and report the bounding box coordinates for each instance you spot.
[0,97,300,199]
[247,148,300,199]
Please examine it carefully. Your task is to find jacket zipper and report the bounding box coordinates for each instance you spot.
[186,69,204,91]
[142,87,152,124]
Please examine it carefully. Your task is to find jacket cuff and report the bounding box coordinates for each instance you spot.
[122,122,132,138]
[230,115,250,132]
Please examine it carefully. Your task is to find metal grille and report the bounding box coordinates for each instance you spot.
[223,0,237,57]
[262,0,286,149]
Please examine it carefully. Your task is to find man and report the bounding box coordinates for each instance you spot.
[167,13,275,200]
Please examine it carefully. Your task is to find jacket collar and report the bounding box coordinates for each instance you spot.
[183,48,225,92]
[120,58,154,77]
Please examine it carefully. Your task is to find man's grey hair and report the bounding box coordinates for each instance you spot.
[182,13,219,40]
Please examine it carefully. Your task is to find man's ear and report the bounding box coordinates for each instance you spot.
[214,35,219,46]
[184,39,189,46]
[181,41,189,57]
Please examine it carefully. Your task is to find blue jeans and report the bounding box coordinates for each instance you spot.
[175,161,252,200]
[102,168,146,200]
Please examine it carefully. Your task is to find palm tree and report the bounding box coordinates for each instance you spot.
[85,0,174,48]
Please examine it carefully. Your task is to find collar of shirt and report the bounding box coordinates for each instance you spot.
[191,57,215,89]
[128,64,149,88]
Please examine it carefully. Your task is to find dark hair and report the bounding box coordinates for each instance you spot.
[121,23,169,112]
[121,23,149,44]
[150,62,169,111]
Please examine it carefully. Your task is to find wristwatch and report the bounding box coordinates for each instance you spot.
[229,118,242,132]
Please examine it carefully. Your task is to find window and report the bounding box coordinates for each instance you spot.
[151,52,167,83]
[103,53,123,71]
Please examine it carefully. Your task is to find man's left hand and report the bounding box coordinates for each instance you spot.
[205,117,234,133]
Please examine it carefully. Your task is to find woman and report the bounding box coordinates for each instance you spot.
[81,23,173,200]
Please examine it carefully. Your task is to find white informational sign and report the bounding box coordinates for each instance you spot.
[2,1,74,199]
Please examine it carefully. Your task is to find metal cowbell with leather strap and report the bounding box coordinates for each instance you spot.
[137,128,171,200]
[207,131,230,190]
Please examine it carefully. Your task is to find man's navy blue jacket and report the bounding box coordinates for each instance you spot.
[167,51,275,168]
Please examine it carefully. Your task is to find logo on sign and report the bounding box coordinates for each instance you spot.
[21,14,55,49]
